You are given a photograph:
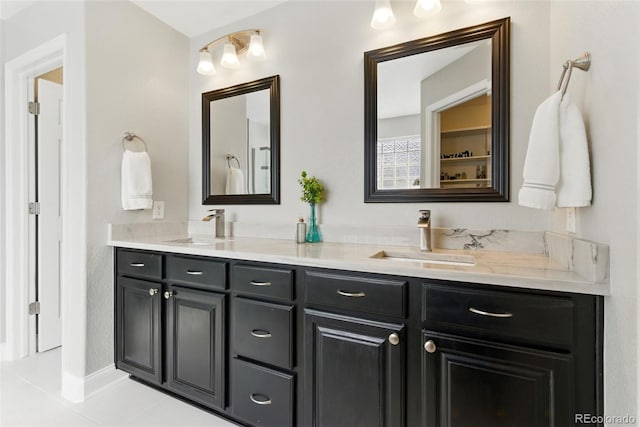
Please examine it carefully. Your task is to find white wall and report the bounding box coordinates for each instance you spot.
[0,16,5,345]
[378,114,420,139]
[85,0,189,374]
[549,2,640,420]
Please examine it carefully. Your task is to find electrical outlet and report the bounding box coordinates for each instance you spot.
[152,201,165,220]
[566,207,576,234]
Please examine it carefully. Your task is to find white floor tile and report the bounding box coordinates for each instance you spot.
[0,349,239,427]
[123,396,237,427]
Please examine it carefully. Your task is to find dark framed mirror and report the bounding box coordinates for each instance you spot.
[203,75,280,204]
[364,18,510,202]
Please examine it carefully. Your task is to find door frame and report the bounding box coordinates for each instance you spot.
[3,34,88,402]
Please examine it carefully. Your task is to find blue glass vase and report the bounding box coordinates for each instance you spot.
[306,203,322,243]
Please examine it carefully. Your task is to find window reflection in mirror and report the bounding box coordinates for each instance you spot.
[376,39,492,190]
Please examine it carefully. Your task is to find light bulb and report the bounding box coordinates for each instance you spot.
[247,33,266,60]
[197,50,216,75]
[371,0,396,30]
[220,41,239,69]
[414,0,442,18]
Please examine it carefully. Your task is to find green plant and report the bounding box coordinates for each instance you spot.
[298,171,325,204]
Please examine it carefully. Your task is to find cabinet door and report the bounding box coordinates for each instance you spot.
[166,286,225,410]
[304,309,405,427]
[422,331,573,427]
[115,277,162,385]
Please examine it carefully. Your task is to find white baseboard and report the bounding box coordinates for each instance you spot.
[61,365,127,403]
[84,364,127,398]
[61,370,85,403]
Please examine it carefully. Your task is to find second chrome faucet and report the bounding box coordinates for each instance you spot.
[418,209,431,252]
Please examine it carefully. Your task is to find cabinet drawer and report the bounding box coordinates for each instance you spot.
[304,270,407,318]
[423,283,574,349]
[231,358,294,427]
[117,249,162,280]
[166,255,226,290]
[231,264,294,301]
[232,298,294,369]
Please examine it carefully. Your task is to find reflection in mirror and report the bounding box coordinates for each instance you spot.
[377,39,491,190]
[365,18,510,202]
[202,75,280,205]
[209,89,271,195]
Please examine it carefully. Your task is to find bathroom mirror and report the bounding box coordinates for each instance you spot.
[364,18,510,202]
[202,75,280,204]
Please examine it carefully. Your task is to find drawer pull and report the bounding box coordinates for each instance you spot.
[186,270,204,276]
[130,262,145,267]
[337,290,366,298]
[250,329,272,338]
[469,307,513,318]
[250,393,272,405]
[164,291,173,299]
[250,281,272,287]
[148,288,158,296]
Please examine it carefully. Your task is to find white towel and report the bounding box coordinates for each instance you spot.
[518,91,562,210]
[121,151,153,210]
[557,95,592,207]
[225,166,245,195]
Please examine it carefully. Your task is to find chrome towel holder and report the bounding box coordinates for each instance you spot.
[226,154,240,168]
[557,52,591,98]
[122,132,148,152]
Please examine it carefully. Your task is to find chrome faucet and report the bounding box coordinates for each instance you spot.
[202,209,225,238]
[418,209,432,252]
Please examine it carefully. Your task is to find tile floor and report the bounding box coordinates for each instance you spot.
[0,348,237,426]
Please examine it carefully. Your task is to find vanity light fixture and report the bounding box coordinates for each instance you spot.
[414,0,442,18]
[197,29,265,75]
[370,0,396,30]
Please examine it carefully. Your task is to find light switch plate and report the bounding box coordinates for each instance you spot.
[152,201,165,220]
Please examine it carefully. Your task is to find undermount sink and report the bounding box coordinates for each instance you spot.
[370,250,476,266]
[164,237,228,246]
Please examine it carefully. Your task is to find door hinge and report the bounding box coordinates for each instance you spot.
[29,301,41,315]
[28,101,40,115]
[29,202,40,215]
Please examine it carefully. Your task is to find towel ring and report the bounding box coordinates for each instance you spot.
[226,155,240,168]
[122,132,148,152]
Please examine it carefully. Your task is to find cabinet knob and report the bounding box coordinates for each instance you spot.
[148,288,158,296]
[424,340,437,353]
[164,291,173,299]
[388,333,400,346]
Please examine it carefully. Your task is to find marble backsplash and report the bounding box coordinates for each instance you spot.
[108,221,609,283]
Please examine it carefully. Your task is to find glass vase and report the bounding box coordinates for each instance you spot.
[306,203,322,243]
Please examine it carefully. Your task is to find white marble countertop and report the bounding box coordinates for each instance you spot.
[107,233,610,296]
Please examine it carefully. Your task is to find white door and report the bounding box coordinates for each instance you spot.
[37,79,63,352]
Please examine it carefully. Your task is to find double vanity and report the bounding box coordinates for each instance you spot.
[109,224,607,427]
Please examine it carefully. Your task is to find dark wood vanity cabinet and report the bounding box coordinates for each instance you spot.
[115,276,162,385]
[115,249,227,411]
[420,281,602,427]
[114,248,603,427]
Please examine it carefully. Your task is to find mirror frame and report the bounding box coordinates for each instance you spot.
[202,75,280,205]
[364,18,510,202]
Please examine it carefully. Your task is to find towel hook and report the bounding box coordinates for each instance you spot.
[122,132,148,152]
[556,52,591,98]
[226,154,240,168]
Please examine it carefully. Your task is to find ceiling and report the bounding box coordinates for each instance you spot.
[0,1,288,37]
